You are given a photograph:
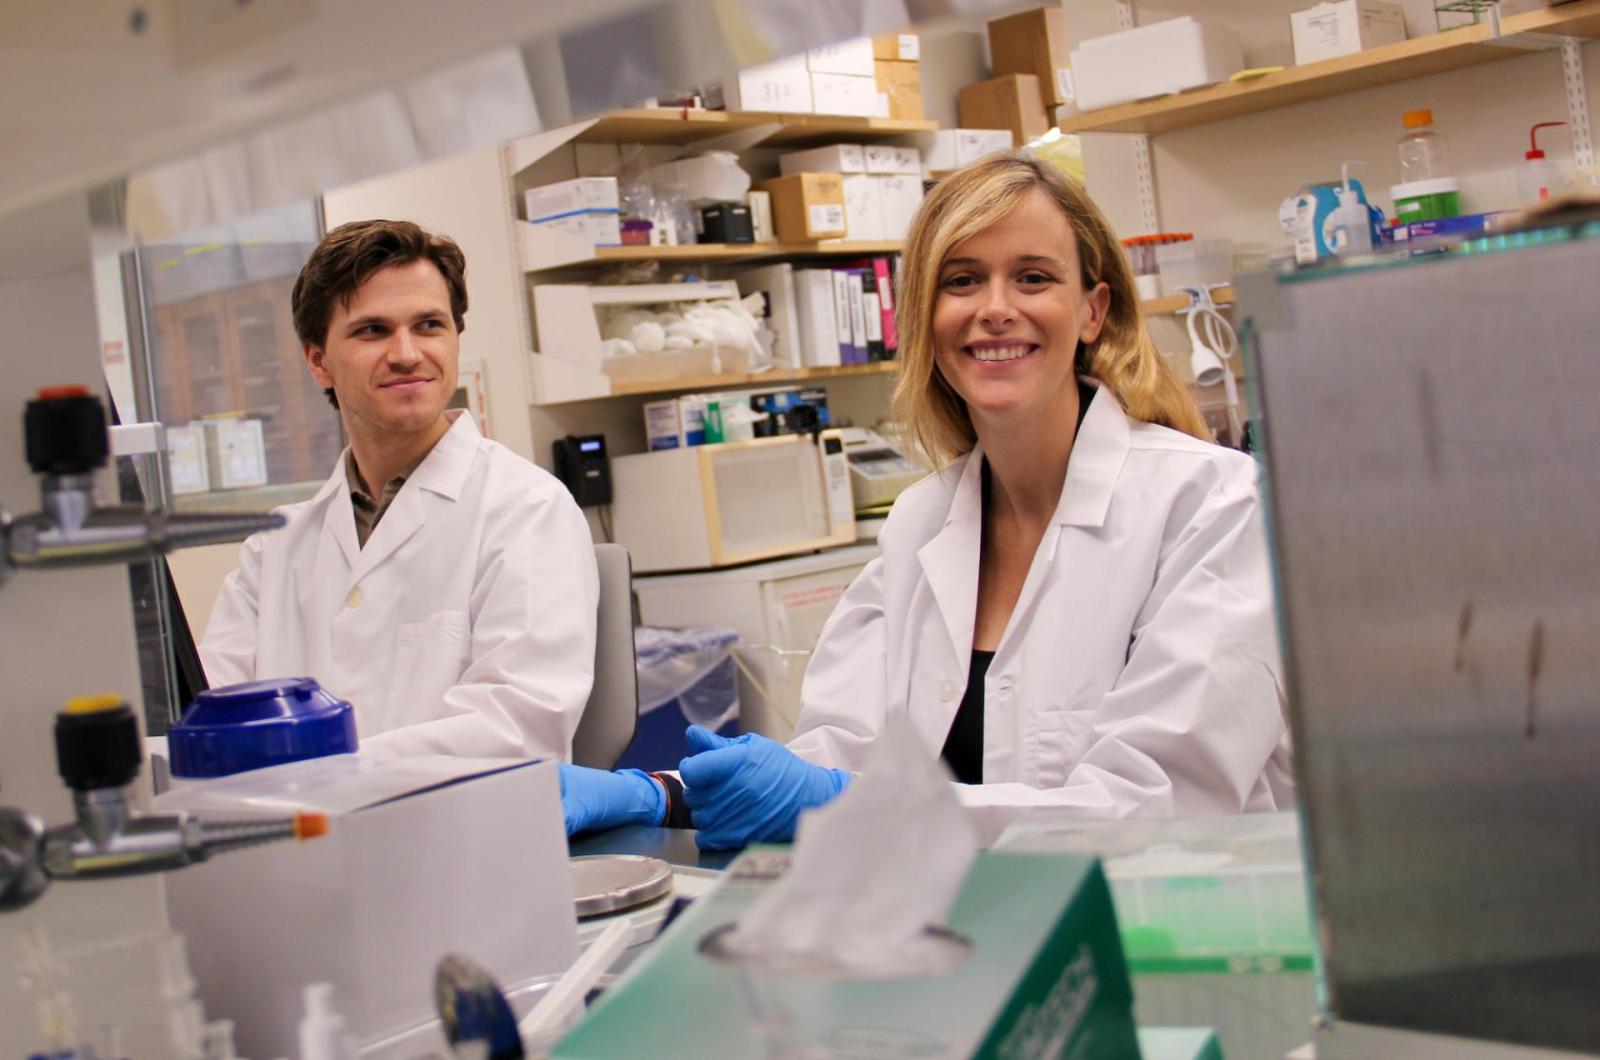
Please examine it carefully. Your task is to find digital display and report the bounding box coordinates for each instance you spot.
[579,439,602,453]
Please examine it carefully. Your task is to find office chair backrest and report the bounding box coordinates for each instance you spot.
[572,543,639,768]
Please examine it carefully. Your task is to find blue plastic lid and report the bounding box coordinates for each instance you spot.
[169,677,358,778]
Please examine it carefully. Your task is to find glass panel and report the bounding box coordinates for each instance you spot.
[133,202,341,512]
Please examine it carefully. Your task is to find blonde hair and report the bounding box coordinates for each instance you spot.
[891,152,1210,466]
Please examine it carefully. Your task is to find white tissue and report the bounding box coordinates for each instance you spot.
[725,716,978,975]
[630,320,666,353]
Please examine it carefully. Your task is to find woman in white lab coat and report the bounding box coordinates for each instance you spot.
[559,152,1293,847]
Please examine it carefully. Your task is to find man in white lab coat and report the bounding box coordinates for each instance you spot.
[201,220,598,759]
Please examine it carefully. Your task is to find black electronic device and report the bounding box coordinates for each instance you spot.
[698,202,754,244]
[553,434,613,507]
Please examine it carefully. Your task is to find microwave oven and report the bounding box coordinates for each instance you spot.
[610,434,856,572]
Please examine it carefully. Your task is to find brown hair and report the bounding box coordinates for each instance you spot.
[292,219,468,409]
[892,152,1210,466]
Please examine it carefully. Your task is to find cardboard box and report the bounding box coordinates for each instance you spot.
[757,173,848,241]
[779,143,866,176]
[875,174,925,241]
[806,35,876,77]
[874,58,925,120]
[863,143,921,175]
[1069,17,1243,111]
[842,174,885,241]
[726,56,813,113]
[872,29,921,61]
[810,71,889,117]
[523,176,619,222]
[158,755,576,1060]
[921,128,1015,173]
[1290,0,1407,65]
[958,73,1050,148]
[553,849,1139,1059]
[988,6,1074,106]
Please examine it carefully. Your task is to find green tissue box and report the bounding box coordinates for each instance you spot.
[554,848,1140,1059]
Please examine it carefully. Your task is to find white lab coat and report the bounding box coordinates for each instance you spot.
[200,411,598,759]
[789,382,1295,841]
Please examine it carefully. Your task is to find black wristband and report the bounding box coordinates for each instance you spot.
[653,772,695,830]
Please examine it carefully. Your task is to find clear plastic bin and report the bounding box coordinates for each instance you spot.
[614,626,741,772]
[1157,238,1233,298]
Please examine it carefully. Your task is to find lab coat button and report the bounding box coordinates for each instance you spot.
[346,588,363,608]
[939,679,957,702]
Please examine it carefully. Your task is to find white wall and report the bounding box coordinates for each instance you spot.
[0,194,176,1058]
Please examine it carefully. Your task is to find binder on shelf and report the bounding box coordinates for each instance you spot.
[856,267,886,361]
[846,270,869,366]
[794,269,842,368]
[831,271,861,365]
[838,256,898,359]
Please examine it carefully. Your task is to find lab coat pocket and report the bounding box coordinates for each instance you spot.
[1028,709,1095,789]
[387,609,471,728]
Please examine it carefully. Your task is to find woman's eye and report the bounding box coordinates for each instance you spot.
[941,274,977,289]
[1019,272,1052,285]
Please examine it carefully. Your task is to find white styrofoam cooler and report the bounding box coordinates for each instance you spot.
[1068,17,1244,112]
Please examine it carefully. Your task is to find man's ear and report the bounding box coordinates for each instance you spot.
[304,343,334,389]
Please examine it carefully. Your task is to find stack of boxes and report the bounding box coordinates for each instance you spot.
[959,7,1074,146]
[767,143,924,243]
[522,176,622,254]
[726,31,924,119]
[872,30,924,120]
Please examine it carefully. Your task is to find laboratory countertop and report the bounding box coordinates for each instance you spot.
[568,824,738,872]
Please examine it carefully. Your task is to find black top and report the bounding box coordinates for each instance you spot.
[938,378,1098,786]
[941,650,995,783]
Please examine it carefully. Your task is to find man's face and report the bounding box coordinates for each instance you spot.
[304,259,459,442]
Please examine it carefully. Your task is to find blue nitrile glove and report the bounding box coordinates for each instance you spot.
[678,725,851,850]
[558,763,666,836]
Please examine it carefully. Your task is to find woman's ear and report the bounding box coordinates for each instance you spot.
[1079,282,1111,345]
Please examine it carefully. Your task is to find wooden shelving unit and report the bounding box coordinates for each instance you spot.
[571,108,937,148]
[533,240,905,271]
[1139,285,1235,316]
[604,361,897,398]
[1060,0,1600,136]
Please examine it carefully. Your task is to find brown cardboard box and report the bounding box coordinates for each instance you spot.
[871,30,920,61]
[873,59,925,121]
[957,74,1049,148]
[754,173,848,241]
[987,7,1072,106]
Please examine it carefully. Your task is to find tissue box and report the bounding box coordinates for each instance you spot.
[1290,0,1407,66]
[157,755,577,1060]
[553,849,1138,1059]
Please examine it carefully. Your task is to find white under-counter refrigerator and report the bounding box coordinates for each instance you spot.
[631,542,881,741]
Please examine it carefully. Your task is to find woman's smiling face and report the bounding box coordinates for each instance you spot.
[932,187,1109,437]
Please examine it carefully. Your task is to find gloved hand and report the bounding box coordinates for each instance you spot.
[678,725,850,850]
[558,763,666,836]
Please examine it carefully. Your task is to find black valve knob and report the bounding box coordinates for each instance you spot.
[55,696,142,791]
[25,386,109,476]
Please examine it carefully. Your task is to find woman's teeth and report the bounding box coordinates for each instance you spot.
[972,345,1032,362]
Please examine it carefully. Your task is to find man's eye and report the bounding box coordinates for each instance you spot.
[419,318,444,330]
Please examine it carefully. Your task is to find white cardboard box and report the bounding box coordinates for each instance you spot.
[863,143,921,175]
[921,128,1014,173]
[842,174,886,241]
[727,56,813,113]
[780,143,866,176]
[523,176,619,221]
[875,174,925,240]
[806,36,876,78]
[810,72,890,117]
[1290,0,1407,65]
[534,280,742,372]
[157,754,576,1060]
[1069,17,1244,112]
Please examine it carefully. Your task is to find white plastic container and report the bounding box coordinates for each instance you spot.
[1156,238,1233,297]
[1068,17,1244,112]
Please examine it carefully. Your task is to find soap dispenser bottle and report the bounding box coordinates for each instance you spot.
[1518,121,1568,204]
[1332,160,1374,256]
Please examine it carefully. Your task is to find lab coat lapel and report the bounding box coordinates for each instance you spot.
[315,455,360,573]
[997,381,1131,650]
[349,411,477,586]
[916,450,985,663]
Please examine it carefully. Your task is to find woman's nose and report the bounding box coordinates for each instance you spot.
[977,279,1017,327]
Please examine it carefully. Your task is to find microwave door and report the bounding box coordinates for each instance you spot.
[706,440,830,564]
